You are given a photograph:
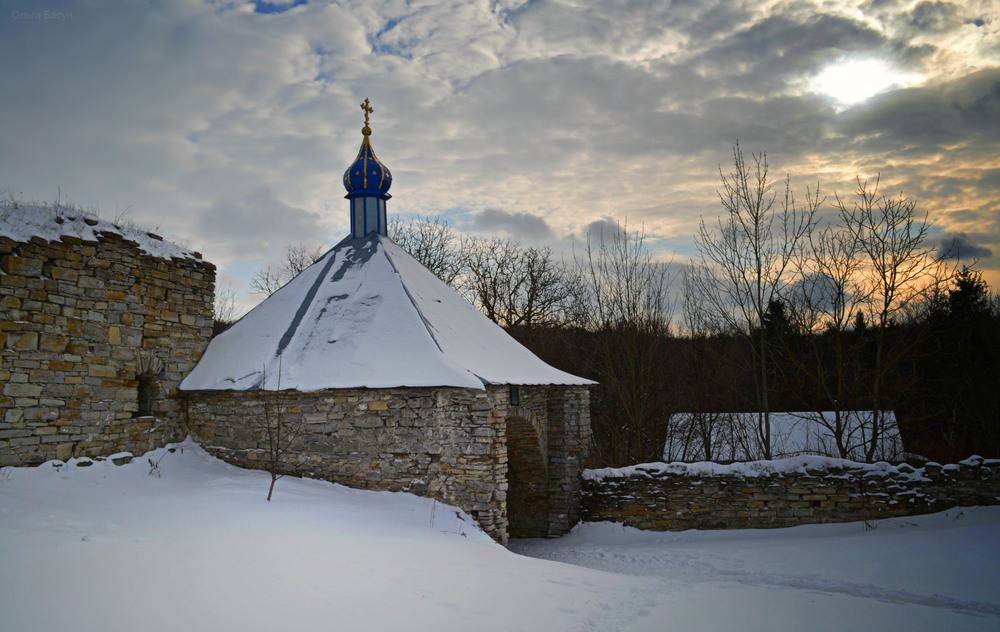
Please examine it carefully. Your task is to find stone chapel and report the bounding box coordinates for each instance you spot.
[180,100,594,544]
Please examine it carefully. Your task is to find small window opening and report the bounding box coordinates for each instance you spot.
[509,386,520,406]
[137,374,157,417]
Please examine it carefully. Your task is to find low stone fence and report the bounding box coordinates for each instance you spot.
[582,455,1000,531]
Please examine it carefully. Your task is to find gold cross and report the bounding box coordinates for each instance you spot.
[360,98,373,127]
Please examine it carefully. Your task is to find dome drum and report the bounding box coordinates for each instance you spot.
[350,195,387,238]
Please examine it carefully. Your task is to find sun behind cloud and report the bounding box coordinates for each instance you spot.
[811,58,921,107]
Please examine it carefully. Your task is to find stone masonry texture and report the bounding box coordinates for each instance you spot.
[1,227,215,466]
[185,385,591,545]
[582,457,1000,531]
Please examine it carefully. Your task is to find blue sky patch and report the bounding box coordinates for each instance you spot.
[253,0,307,15]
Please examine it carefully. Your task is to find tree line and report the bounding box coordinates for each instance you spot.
[227,144,999,467]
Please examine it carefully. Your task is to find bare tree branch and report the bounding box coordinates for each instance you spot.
[389,215,467,285]
[250,243,326,296]
[692,143,820,459]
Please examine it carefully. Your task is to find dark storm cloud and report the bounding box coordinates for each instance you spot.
[908,1,961,33]
[201,186,325,260]
[946,209,984,224]
[842,68,1000,153]
[582,217,626,242]
[789,272,855,312]
[692,13,884,91]
[937,232,994,261]
[471,209,555,241]
[688,95,835,157]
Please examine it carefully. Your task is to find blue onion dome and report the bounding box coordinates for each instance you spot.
[343,98,392,198]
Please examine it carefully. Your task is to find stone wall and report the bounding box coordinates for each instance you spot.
[544,386,592,535]
[506,387,550,538]
[582,456,1000,531]
[503,385,592,538]
[187,386,511,542]
[1,218,215,465]
[185,384,592,544]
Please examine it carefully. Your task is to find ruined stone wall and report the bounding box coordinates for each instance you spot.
[1,228,215,465]
[186,386,511,543]
[582,457,1000,531]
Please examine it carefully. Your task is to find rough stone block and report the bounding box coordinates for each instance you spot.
[10,435,41,446]
[1,255,43,276]
[4,382,43,398]
[6,332,38,351]
[39,335,68,353]
[87,364,117,378]
[49,266,79,282]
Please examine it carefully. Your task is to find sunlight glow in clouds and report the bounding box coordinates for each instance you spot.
[0,0,996,305]
[812,58,920,106]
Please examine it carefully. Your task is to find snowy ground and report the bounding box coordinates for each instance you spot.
[1,440,997,632]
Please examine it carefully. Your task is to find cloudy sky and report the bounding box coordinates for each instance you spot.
[2,0,998,312]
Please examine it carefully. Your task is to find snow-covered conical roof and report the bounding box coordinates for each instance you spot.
[182,98,592,392]
[180,233,594,391]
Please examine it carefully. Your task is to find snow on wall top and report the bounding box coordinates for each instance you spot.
[0,203,205,262]
[180,233,594,392]
[584,455,938,482]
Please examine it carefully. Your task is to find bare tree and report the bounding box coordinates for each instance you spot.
[463,237,582,336]
[692,143,820,459]
[670,267,753,462]
[250,243,326,296]
[783,219,868,458]
[836,175,948,461]
[578,220,674,465]
[212,280,242,336]
[389,215,466,285]
[256,360,304,501]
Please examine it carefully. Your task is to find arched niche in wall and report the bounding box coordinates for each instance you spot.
[135,350,165,418]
